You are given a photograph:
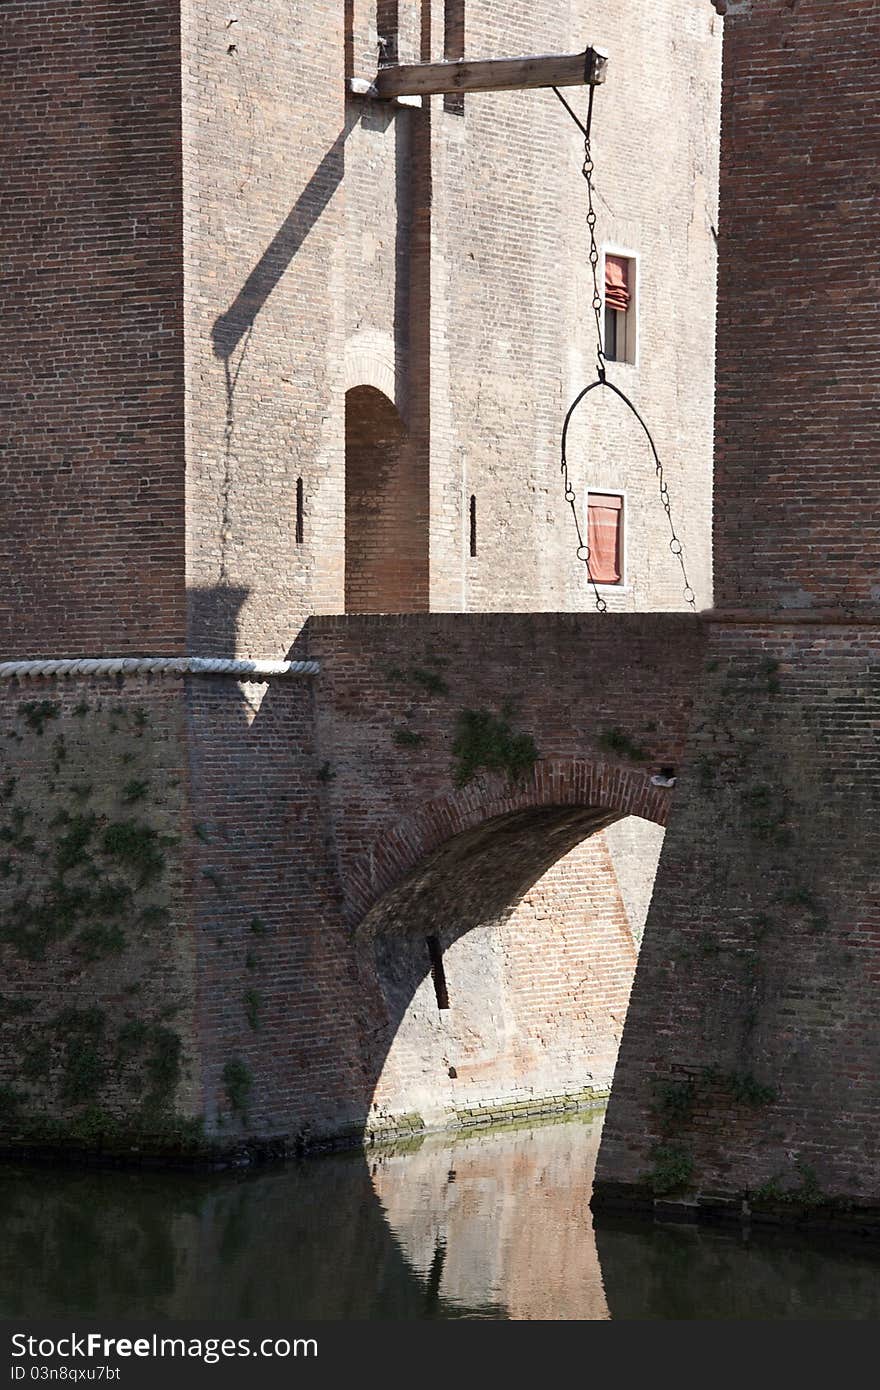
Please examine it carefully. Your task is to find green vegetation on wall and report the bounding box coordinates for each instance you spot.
[0,695,197,1152]
[451,704,537,788]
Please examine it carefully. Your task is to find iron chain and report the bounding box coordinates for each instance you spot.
[561,118,697,614]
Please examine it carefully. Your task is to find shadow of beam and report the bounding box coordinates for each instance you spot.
[211,130,347,362]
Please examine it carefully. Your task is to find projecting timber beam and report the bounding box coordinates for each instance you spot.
[371,46,608,100]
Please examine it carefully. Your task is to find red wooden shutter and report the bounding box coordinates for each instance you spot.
[587,493,622,585]
[604,255,630,313]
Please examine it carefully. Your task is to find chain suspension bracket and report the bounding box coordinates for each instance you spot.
[554,85,697,614]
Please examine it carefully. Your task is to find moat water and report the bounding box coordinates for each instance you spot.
[2,1108,879,1320]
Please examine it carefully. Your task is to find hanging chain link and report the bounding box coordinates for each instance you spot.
[559,95,697,614]
[583,121,606,386]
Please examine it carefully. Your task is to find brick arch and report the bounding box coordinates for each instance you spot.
[343,335,397,405]
[344,757,670,925]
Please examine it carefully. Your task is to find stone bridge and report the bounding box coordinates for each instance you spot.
[306,613,704,926]
[187,610,705,1148]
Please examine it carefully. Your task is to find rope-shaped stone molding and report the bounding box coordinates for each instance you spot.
[0,656,320,681]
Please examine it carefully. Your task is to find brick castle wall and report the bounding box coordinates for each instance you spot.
[712,0,880,614]
[0,3,186,658]
[594,0,880,1222]
[598,625,880,1215]
[178,0,719,655]
[0,680,199,1151]
[371,834,638,1131]
[0,614,702,1154]
[1,0,720,1158]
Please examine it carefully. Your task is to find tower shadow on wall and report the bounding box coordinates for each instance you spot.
[207,100,398,586]
[208,98,397,421]
[187,585,250,658]
[209,130,347,590]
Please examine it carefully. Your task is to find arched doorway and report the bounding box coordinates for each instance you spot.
[345,386,429,613]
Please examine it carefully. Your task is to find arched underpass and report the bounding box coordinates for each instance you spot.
[351,795,666,1138]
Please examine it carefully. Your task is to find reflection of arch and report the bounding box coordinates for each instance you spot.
[346,758,669,925]
[345,386,428,614]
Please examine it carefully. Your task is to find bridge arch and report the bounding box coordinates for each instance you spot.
[346,757,670,926]
[345,758,671,1137]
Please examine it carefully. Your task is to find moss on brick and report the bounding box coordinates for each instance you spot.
[452,704,537,788]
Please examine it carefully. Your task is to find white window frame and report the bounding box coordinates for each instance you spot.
[586,488,628,591]
[601,247,639,368]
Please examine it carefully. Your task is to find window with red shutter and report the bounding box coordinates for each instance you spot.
[603,252,637,365]
[587,492,624,586]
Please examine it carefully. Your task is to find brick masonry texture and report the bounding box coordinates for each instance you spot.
[181,0,719,655]
[2,0,719,660]
[597,625,880,1218]
[712,0,880,614]
[0,3,186,658]
[302,612,702,1136]
[0,614,703,1152]
[1,1,721,1158]
[0,680,199,1150]
[370,834,637,1131]
[594,0,880,1225]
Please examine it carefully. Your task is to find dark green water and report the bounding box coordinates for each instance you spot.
[2,1109,879,1320]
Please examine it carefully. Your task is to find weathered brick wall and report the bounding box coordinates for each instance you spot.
[0,0,719,1158]
[4,1,717,653]
[345,386,429,613]
[307,612,703,918]
[371,834,637,1131]
[598,625,880,1217]
[182,0,347,656]
[0,679,198,1152]
[712,0,880,613]
[595,0,880,1224]
[182,677,368,1144]
[603,815,666,946]
[429,0,720,615]
[294,612,702,1137]
[0,3,186,658]
[178,0,719,656]
[344,0,720,620]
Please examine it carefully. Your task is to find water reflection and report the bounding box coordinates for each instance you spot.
[370,1113,608,1319]
[2,1110,880,1320]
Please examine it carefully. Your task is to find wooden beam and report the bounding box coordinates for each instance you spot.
[373,46,608,100]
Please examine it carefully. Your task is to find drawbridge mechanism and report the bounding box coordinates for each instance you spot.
[349,43,695,613]
[350,45,608,103]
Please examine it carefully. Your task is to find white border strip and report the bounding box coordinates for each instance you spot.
[0,657,319,680]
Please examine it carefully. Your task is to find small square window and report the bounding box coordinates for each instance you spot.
[587,492,624,586]
[603,252,637,365]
